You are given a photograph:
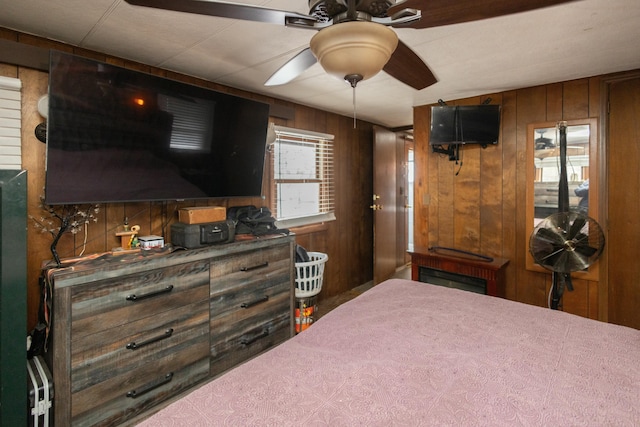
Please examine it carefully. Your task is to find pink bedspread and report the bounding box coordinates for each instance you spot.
[138,279,640,426]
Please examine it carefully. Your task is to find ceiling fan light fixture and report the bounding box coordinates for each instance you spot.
[310,21,398,84]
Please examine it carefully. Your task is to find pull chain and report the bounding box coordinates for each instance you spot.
[345,74,363,129]
[352,84,357,128]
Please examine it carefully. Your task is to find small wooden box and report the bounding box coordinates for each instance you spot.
[179,206,226,224]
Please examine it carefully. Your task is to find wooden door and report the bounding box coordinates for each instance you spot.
[607,75,640,329]
[373,126,397,284]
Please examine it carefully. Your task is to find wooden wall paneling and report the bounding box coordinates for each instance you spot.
[588,76,601,118]
[561,276,598,320]
[73,205,106,257]
[106,204,126,250]
[18,32,65,53]
[448,98,478,253]
[453,146,481,252]
[515,86,548,306]
[294,104,326,133]
[419,106,435,247]
[562,277,589,318]
[318,113,343,298]
[147,203,166,240]
[0,64,16,77]
[562,79,590,120]
[500,90,518,300]
[158,201,181,240]
[68,48,106,63]
[0,28,17,42]
[545,83,564,121]
[412,105,430,248]
[607,75,640,329]
[424,105,436,249]
[436,149,455,248]
[19,67,51,327]
[479,95,505,258]
[587,279,598,319]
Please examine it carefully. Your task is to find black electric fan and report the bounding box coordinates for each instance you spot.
[528,123,604,309]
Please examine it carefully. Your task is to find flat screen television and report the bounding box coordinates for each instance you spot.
[430,105,501,146]
[44,51,271,205]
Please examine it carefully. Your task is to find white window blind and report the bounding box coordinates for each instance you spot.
[0,76,22,170]
[157,94,215,152]
[271,125,335,228]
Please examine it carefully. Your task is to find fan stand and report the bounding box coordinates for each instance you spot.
[549,123,569,310]
[550,272,572,310]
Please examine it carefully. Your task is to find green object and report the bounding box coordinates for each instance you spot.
[0,170,27,427]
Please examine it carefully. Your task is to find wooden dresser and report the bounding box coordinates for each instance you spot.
[48,235,295,426]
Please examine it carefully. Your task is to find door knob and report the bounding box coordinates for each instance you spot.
[370,204,383,210]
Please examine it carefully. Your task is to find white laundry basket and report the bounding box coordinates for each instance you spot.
[294,252,328,298]
[294,252,328,333]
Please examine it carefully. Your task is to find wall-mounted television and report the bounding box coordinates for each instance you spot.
[44,51,270,205]
[430,105,501,146]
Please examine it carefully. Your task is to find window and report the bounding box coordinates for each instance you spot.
[0,76,22,170]
[270,125,335,228]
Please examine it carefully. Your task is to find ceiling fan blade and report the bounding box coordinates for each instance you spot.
[383,40,436,90]
[125,0,315,26]
[388,0,578,30]
[265,48,317,86]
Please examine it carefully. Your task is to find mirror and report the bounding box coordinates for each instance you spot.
[525,118,599,278]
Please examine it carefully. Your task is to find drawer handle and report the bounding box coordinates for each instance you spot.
[240,262,269,272]
[241,330,269,346]
[240,295,269,309]
[126,328,174,350]
[126,285,174,301]
[126,372,174,399]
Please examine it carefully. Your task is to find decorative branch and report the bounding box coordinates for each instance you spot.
[29,195,100,266]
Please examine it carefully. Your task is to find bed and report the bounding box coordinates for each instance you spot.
[137,278,640,426]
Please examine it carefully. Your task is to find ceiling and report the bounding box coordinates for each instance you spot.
[1,0,639,128]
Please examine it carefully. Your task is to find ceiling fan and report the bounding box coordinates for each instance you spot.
[125,0,578,90]
[535,129,555,150]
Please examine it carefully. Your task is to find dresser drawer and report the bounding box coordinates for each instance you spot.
[72,355,210,426]
[70,260,210,338]
[71,298,210,392]
[210,298,290,376]
[209,243,292,375]
[70,297,210,423]
[209,242,291,284]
